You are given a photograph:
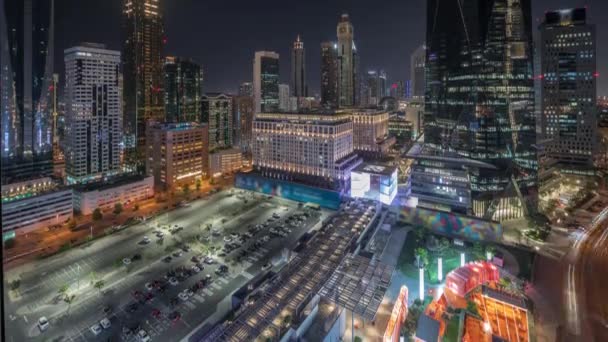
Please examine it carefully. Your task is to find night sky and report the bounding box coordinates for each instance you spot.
[55,0,608,96]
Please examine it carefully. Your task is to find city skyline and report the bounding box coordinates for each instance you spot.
[53,0,608,96]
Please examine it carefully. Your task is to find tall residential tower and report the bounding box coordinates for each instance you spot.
[337,14,358,107]
[320,41,338,108]
[163,56,202,123]
[64,44,122,184]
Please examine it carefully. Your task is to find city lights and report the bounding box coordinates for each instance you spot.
[419,267,425,301]
[438,257,443,282]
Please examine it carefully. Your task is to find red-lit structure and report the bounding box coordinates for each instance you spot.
[383,286,408,342]
[445,261,499,297]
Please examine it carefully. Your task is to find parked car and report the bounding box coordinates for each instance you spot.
[90,323,102,336]
[100,317,111,329]
[137,329,151,342]
[169,277,179,286]
[123,258,132,265]
[37,317,49,332]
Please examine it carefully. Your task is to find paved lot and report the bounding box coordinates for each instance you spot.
[3,189,331,342]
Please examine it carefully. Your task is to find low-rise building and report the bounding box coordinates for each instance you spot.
[252,111,361,191]
[73,175,154,215]
[1,178,72,237]
[210,148,243,177]
[146,122,209,190]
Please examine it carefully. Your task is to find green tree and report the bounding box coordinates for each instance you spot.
[414,247,429,268]
[93,280,105,296]
[58,284,69,297]
[113,202,123,215]
[92,208,103,221]
[195,178,202,191]
[64,294,76,315]
[182,184,190,196]
[485,245,496,260]
[498,277,512,290]
[413,226,425,243]
[466,300,479,317]
[9,279,21,291]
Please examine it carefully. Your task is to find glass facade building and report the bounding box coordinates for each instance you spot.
[1,0,55,184]
[320,41,338,108]
[424,0,537,221]
[122,0,164,150]
[253,51,279,113]
[163,56,202,123]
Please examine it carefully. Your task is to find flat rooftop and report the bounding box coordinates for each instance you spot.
[352,163,397,177]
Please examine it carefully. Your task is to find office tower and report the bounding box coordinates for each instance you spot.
[232,96,254,153]
[337,14,358,107]
[410,45,425,99]
[364,70,378,107]
[51,73,59,145]
[320,41,338,108]
[378,70,387,98]
[538,8,597,170]
[1,0,55,184]
[424,0,536,221]
[291,35,307,97]
[122,0,164,150]
[146,122,208,190]
[202,93,233,150]
[64,44,122,184]
[404,80,412,99]
[252,112,361,191]
[163,56,202,123]
[279,84,290,111]
[239,82,253,97]
[253,51,279,113]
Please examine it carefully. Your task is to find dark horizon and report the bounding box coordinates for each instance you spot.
[55,0,608,96]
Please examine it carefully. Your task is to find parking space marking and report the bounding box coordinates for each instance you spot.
[211,283,221,290]
[203,288,213,296]
[218,278,229,285]
[185,301,196,310]
[194,294,205,303]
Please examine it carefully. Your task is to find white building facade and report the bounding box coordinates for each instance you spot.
[64,44,122,184]
[73,175,154,215]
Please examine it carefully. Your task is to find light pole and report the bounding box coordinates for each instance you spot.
[438,257,443,282]
[90,225,93,240]
[419,267,425,301]
[460,252,465,267]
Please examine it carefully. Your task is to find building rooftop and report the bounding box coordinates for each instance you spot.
[415,314,441,342]
[148,121,206,131]
[74,174,151,193]
[352,163,397,177]
[406,143,498,170]
[255,111,352,124]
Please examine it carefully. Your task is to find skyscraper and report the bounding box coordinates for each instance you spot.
[424,0,536,221]
[232,96,254,153]
[320,41,338,108]
[364,70,379,107]
[239,82,253,97]
[122,0,164,150]
[253,51,279,113]
[291,35,306,97]
[1,0,55,184]
[64,44,122,184]
[410,45,425,99]
[378,70,387,98]
[538,8,597,170]
[279,84,290,111]
[163,56,202,123]
[202,93,233,150]
[337,14,358,107]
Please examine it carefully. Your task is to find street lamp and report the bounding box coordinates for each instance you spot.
[460,252,465,267]
[419,267,425,301]
[437,257,443,282]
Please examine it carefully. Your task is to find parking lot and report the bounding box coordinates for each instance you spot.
[4,189,331,342]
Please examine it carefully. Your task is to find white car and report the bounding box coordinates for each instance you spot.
[141,236,150,244]
[204,257,215,264]
[123,258,132,265]
[145,282,154,291]
[100,317,111,329]
[191,266,201,274]
[262,262,272,271]
[137,329,151,342]
[37,317,50,332]
[169,277,179,286]
[178,291,189,301]
[90,323,103,336]
[223,236,232,242]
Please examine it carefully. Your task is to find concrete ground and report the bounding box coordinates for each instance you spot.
[3,189,331,342]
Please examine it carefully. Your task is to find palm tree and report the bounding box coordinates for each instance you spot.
[414,247,428,268]
[58,284,69,299]
[64,294,76,315]
[93,280,105,296]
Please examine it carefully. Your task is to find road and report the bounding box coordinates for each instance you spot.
[3,189,332,342]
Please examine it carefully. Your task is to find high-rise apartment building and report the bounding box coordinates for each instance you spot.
[378,70,387,98]
[253,51,279,113]
[202,93,233,150]
[146,122,208,189]
[537,8,597,170]
[122,0,164,150]
[163,56,202,123]
[252,111,361,191]
[239,82,253,97]
[291,35,307,97]
[279,84,290,111]
[410,45,425,99]
[232,96,254,153]
[352,110,394,156]
[424,0,536,221]
[1,0,55,184]
[64,44,122,185]
[364,70,379,107]
[320,41,338,108]
[337,14,358,107]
